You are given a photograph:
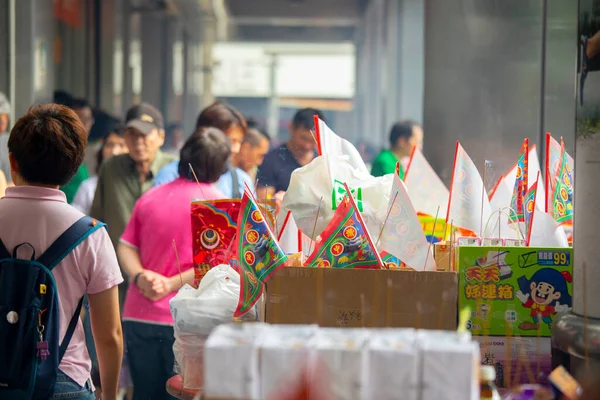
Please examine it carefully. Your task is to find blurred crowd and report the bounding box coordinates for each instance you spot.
[0,90,424,400]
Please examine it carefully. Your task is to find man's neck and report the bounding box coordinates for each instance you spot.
[286,142,314,167]
[391,147,405,160]
[135,161,152,183]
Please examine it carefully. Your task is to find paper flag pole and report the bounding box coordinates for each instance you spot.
[313,116,369,175]
[524,173,540,245]
[234,187,288,317]
[404,147,449,218]
[379,174,436,271]
[510,139,529,223]
[277,210,300,254]
[305,183,384,269]
[446,142,492,236]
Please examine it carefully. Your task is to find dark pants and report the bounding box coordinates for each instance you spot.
[124,321,177,400]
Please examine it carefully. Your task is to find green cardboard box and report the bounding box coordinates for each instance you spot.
[458,246,573,337]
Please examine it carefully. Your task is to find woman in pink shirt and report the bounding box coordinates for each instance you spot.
[117,127,228,399]
[0,105,123,399]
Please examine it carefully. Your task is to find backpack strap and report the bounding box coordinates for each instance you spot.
[37,216,105,362]
[0,239,10,259]
[37,216,105,271]
[59,296,84,362]
[230,166,241,199]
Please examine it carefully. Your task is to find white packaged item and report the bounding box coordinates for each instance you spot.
[416,329,472,344]
[259,325,319,399]
[419,338,480,400]
[310,328,369,400]
[363,330,418,400]
[280,155,394,240]
[203,323,267,400]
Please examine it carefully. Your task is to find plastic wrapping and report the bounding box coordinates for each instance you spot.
[170,265,257,390]
[280,155,394,241]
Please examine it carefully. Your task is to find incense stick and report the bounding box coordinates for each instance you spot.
[536,321,542,379]
[376,192,398,248]
[521,343,536,385]
[172,240,183,288]
[308,197,323,256]
[188,163,207,198]
[423,206,440,270]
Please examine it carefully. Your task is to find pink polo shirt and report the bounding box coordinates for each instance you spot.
[120,177,224,325]
[0,186,123,387]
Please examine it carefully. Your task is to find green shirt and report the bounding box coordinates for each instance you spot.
[60,164,90,203]
[371,149,404,179]
[90,151,176,249]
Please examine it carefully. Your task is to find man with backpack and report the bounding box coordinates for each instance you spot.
[0,104,124,399]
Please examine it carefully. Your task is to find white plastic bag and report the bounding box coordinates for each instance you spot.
[170,264,257,390]
[279,155,394,240]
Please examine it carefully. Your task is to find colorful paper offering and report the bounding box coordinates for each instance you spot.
[458,246,573,337]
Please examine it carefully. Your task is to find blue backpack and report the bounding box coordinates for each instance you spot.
[0,216,104,399]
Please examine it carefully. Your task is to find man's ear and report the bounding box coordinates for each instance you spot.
[530,282,537,291]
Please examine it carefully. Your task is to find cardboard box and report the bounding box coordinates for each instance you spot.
[458,246,573,337]
[476,336,552,389]
[265,267,458,330]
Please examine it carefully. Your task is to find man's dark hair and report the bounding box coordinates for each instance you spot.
[245,118,271,143]
[53,90,73,107]
[195,101,247,133]
[179,127,231,183]
[8,104,87,186]
[70,98,90,111]
[96,123,125,174]
[389,120,420,147]
[292,108,325,130]
[244,128,271,148]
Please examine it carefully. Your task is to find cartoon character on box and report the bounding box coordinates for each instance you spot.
[516,269,572,330]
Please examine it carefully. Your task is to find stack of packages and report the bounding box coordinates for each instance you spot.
[437,134,574,391]
[203,323,480,400]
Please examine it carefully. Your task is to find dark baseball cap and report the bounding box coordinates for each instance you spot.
[125,103,164,134]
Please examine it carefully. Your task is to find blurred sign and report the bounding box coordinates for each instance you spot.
[213,46,270,97]
[53,0,82,28]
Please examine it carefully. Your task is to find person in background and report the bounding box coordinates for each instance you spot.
[153,101,254,198]
[61,98,95,203]
[371,120,423,179]
[234,119,271,181]
[118,127,228,400]
[256,108,324,203]
[73,124,128,214]
[0,92,12,187]
[163,122,185,157]
[90,103,175,305]
[0,104,123,399]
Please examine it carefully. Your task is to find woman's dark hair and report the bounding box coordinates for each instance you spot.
[195,101,247,134]
[389,120,419,147]
[8,104,87,186]
[178,127,231,183]
[95,123,124,174]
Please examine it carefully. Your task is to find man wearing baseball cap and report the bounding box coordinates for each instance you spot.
[91,103,175,303]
